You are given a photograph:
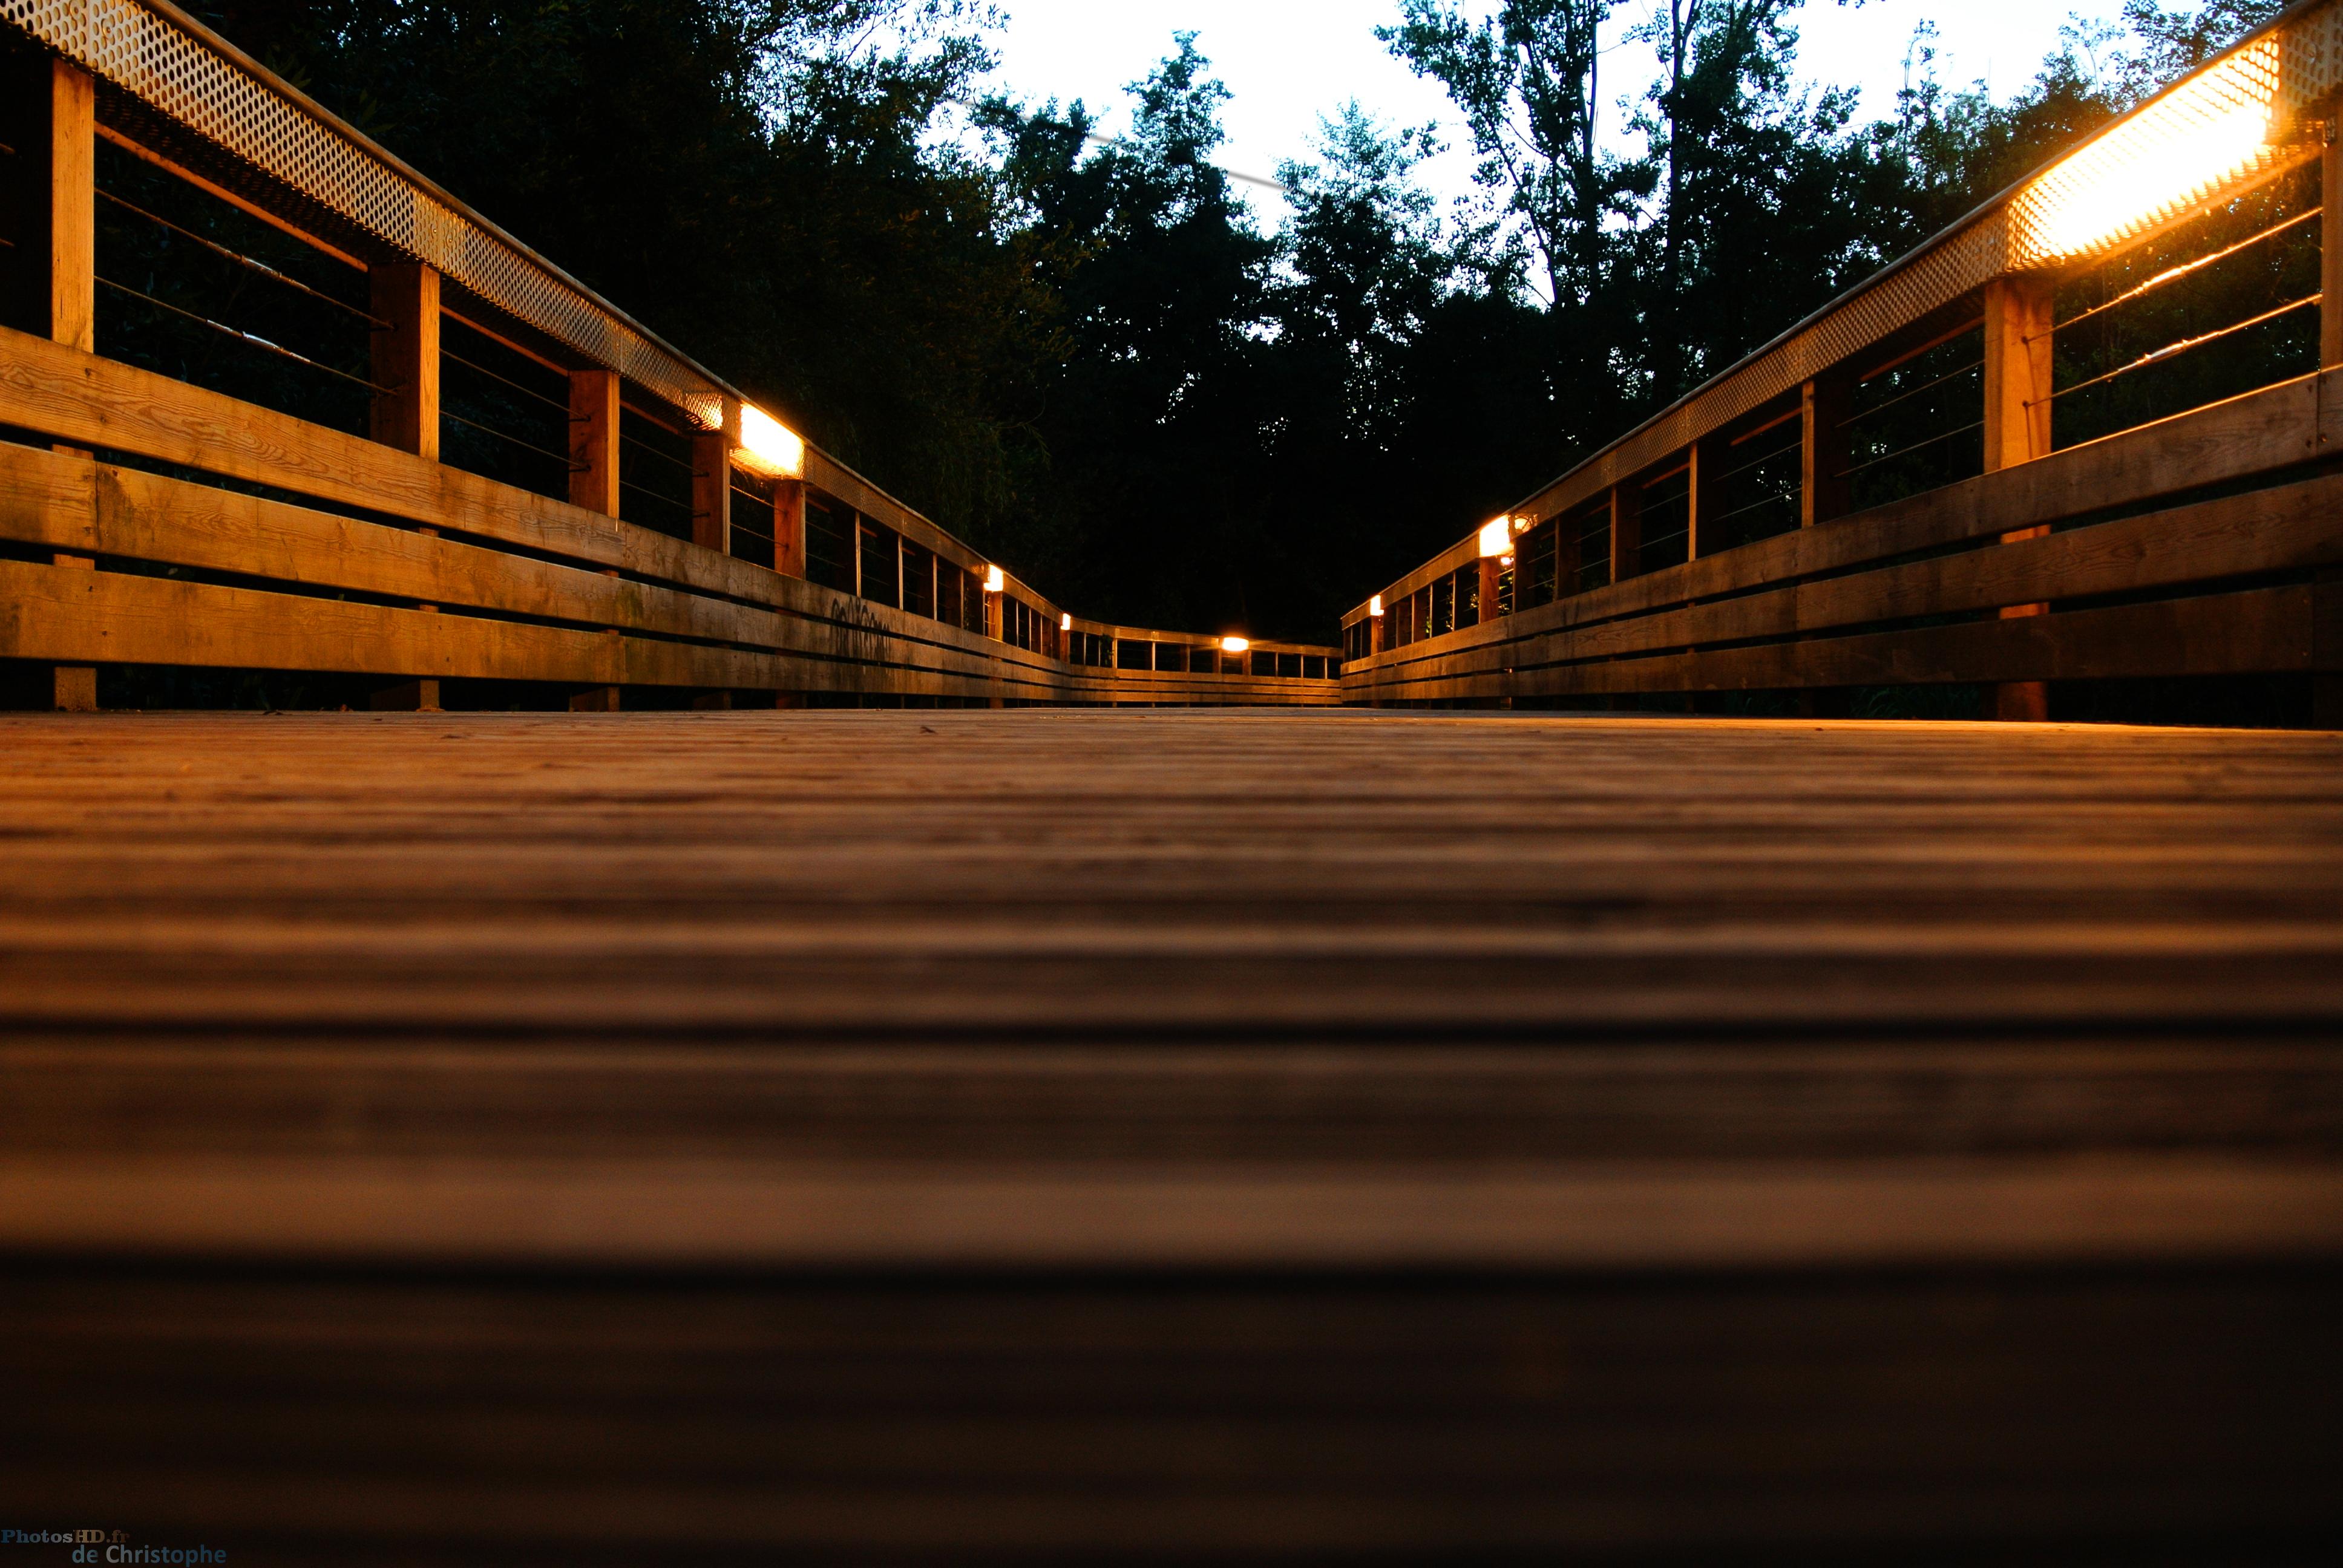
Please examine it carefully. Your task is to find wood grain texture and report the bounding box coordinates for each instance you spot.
[2,684,2338,1560]
[0,708,2333,1556]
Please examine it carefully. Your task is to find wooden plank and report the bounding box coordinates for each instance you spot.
[2,1151,2336,1270]
[567,368,619,516]
[2323,137,2342,371]
[1489,586,2317,698]
[1985,274,2057,719]
[1984,275,2054,473]
[1608,482,1640,584]
[367,261,439,461]
[691,397,736,555]
[1800,372,1849,528]
[45,58,94,356]
[773,479,807,580]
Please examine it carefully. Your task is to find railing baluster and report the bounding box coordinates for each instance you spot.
[569,367,621,518]
[38,56,97,713]
[1985,275,2058,721]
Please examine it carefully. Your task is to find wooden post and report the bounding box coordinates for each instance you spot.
[34,59,97,712]
[369,261,439,461]
[2318,131,2342,727]
[1687,436,1719,560]
[568,368,620,516]
[371,681,442,713]
[1477,554,1503,625]
[2322,125,2342,373]
[1984,276,2055,473]
[44,58,94,358]
[692,398,738,556]
[362,258,443,711]
[1608,482,1642,586]
[772,481,807,578]
[1984,273,2057,722]
[1800,374,1850,529]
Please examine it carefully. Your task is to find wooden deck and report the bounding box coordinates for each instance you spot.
[5,708,2342,1561]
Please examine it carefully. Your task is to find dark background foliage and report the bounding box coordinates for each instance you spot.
[188,0,2284,642]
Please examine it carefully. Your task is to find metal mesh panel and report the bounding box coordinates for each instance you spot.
[2278,1,2343,129]
[2008,37,2299,266]
[2,0,728,428]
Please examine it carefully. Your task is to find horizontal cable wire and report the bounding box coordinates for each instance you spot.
[98,189,384,326]
[621,431,695,472]
[440,407,583,471]
[2043,207,2321,341]
[1840,358,1984,431]
[1838,419,1985,479]
[1710,488,1798,527]
[2039,292,2321,405]
[442,346,572,416]
[97,275,389,394]
[1713,434,1803,489]
[620,477,692,510]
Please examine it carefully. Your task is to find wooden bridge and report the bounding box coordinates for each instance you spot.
[2,0,2341,1561]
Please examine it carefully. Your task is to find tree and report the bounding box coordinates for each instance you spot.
[1378,0,1624,309]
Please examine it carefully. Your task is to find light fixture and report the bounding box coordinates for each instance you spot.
[1060,612,1072,632]
[2008,34,2290,264]
[1368,594,1384,617]
[1220,635,1250,655]
[1478,517,1511,558]
[983,566,1004,593]
[734,404,805,477]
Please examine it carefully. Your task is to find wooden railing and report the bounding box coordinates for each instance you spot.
[0,5,1337,711]
[1343,370,2342,707]
[1345,0,2343,722]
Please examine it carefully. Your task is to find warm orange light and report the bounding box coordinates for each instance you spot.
[1220,635,1250,655]
[1368,594,1384,617]
[983,566,1004,593]
[735,404,804,477]
[2010,37,2287,264]
[1478,517,1511,558]
[1060,612,1072,632]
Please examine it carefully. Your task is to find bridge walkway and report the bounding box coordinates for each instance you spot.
[2,708,2339,1558]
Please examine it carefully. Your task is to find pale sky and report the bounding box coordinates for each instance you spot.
[975,1,2138,215]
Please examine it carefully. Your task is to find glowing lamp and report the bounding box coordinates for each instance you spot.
[2009,36,2289,264]
[1368,594,1384,617]
[983,566,1004,593]
[1220,636,1250,655]
[1478,518,1511,558]
[1060,613,1072,632]
[735,404,805,478]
